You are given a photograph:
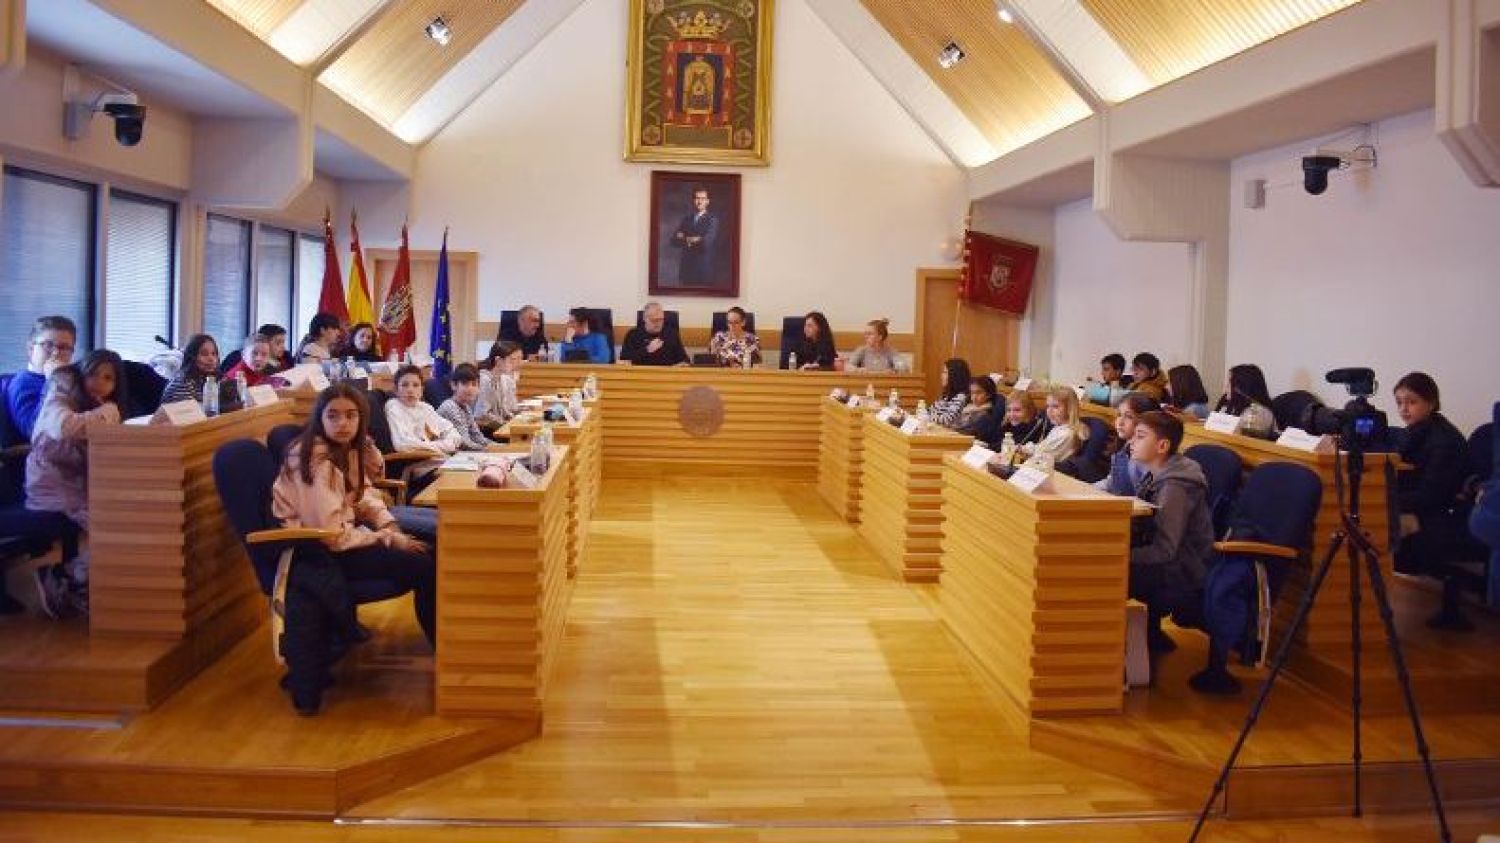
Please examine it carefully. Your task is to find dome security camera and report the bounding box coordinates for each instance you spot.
[1301,155,1343,195]
[97,92,146,146]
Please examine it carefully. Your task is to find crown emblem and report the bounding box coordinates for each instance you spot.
[667,9,730,39]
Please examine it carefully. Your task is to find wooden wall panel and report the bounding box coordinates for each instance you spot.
[857,416,974,582]
[817,397,874,522]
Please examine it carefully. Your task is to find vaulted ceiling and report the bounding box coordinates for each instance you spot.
[202,0,1365,161]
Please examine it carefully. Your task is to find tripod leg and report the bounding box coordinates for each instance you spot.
[1189,532,1345,843]
[1358,542,1453,843]
[1349,519,1363,817]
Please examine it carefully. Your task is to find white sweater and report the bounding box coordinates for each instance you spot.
[384,398,462,455]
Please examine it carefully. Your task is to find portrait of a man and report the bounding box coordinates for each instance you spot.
[649,170,740,297]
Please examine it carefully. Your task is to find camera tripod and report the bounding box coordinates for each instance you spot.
[1188,444,1451,842]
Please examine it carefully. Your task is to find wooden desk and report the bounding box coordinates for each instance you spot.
[936,455,1135,724]
[432,446,574,719]
[857,416,974,582]
[817,397,874,522]
[515,364,924,475]
[497,409,602,578]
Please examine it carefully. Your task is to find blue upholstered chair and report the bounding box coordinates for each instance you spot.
[422,377,453,409]
[710,311,756,335]
[1207,462,1322,672]
[1058,417,1113,483]
[122,361,166,419]
[1185,443,1244,539]
[777,316,803,370]
[635,309,681,336]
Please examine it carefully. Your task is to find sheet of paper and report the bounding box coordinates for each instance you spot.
[961,444,995,469]
[1205,411,1243,435]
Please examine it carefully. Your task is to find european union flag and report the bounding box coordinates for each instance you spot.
[428,228,453,381]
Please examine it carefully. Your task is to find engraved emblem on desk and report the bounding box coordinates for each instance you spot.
[678,385,724,437]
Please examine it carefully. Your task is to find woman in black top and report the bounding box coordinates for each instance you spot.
[790,311,836,370]
[1391,372,1472,578]
[344,323,384,363]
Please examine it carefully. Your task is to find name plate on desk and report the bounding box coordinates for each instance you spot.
[1013,377,1033,392]
[899,417,922,435]
[961,443,996,469]
[1007,465,1054,494]
[875,407,897,423]
[309,371,331,391]
[246,384,279,407]
[1205,411,1243,435]
[152,400,207,426]
[846,395,862,408]
[1276,426,1334,453]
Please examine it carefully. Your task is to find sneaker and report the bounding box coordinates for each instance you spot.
[33,564,75,620]
[1189,666,1243,696]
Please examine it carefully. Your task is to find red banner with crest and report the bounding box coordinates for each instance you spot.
[960,231,1038,316]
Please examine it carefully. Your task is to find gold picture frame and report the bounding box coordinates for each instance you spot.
[625,0,774,167]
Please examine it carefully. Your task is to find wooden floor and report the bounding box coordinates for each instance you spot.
[2,475,1498,836]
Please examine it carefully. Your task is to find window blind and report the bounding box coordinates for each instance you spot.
[202,214,250,349]
[0,167,95,372]
[104,190,175,362]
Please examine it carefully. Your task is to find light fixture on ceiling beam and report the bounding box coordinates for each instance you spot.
[937,41,966,70]
[997,5,1014,24]
[424,16,452,46]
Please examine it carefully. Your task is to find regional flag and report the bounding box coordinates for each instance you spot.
[345,212,377,341]
[378,223,416,358]
[316,208,349,323]
[428,229,453,381]
[960,231,1038,317]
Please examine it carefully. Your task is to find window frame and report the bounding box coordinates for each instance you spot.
[1,164,100,354]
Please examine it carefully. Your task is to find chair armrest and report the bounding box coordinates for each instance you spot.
[385,449,438,464]
[247,527,341,544]
[372,478,407,494]
[1214,540,1299,560]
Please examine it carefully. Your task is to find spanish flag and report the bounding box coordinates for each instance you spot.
[345,211,376,336]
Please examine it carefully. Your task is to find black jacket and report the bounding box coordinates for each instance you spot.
[1397,412,1470,519]
[789,337,836,369]
[620,328,689,366]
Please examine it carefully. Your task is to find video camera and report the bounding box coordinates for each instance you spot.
[1299,367,1389,451]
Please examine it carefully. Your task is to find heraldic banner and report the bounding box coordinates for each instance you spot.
[960,231,1038,317]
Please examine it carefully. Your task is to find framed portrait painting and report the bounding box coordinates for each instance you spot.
[625,0,773,166]
[648,170,741,297]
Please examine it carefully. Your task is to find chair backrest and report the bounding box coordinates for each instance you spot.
[711,311,756,335]
[212,438,282,594]
[219,348,243,376]
[1228,461,1323,549]
[584,308,616,363]
[267,424,303,467]
[1058,416,1114,483]
[635,309,681,336]
[1468,422,1494,485]
[0,372,21,451]
[423,377,453,408]
[1185,443,1244,538]
[499,310,520,341]
[365,389,399,454]
[122,361,166,419]
[1271,390,1322,433]
[0,372,24,507]
[778,316,803,369]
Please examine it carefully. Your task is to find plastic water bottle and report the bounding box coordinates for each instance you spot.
[741,348,752,369]
[569,389,584,420]
[788,352,798,371]
[865,384,876,402]
[529,425,549,475]
[584,373,598,399]
[1001,433,1016,465]
[343,356,356,381]
[234,371,248,407]
[201,376,219,417]
[916,399,930,423]
[888,388,899,410]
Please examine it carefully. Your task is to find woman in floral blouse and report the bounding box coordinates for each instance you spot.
[708,306,760,368]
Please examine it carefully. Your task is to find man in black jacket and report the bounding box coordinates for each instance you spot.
[620,302,689,367]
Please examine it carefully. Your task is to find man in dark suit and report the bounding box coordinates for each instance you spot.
[672,187,719,285]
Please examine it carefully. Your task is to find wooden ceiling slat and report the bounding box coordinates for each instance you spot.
[204,0,304,38]
[1079,0,1363,85]
[859,0,1090,155]
[319,0,526,128]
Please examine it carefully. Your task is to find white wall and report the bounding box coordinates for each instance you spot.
[1227,109,1500,432]
[407,0,966,333]
[1047,198,1195,382]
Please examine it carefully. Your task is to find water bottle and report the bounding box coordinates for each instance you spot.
[916,399,930,423]
[234,371,248,407]
[788,352,798,370]
[741,348,752,369]
[865,384,876,402]
[343,356,356,381]
[888,388,899,410]
[1001,432,1016,465]
[585,373,598,399]
[529,425,549,474]
[201,376,219,417]
[569,389,584,420]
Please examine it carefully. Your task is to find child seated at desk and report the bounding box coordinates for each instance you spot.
[477,341,523,431]
[385,365,462,456]
[437,363,495,451]
[28,350,128,619]
[1126,412,1217,685]
[1096,394,1159,496]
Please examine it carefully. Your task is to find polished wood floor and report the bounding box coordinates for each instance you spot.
[3,475,1497,838]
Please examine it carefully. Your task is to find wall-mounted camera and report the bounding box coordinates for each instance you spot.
[1300,144,1377,195]
[63,69,147,147]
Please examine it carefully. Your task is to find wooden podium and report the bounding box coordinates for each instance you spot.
[857,416,973,582]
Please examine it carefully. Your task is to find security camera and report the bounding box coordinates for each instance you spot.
[63,87,147,147]
[98,92,146,146]
[1301,155,1342,195]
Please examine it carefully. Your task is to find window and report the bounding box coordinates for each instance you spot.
[105,191,175,362]
[295,233,326,342]
[202,214,250,349]
[255,225,294,332]
[0,167,96,372]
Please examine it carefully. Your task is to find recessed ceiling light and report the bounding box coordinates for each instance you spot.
[938,41,966,69]
[997,6,1015,24]
[424,16,451,46]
